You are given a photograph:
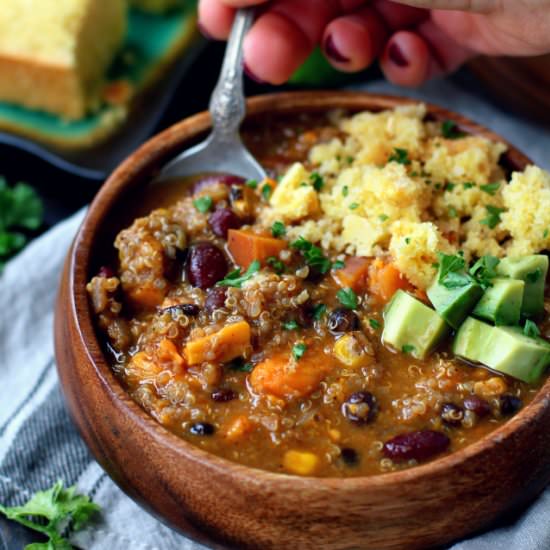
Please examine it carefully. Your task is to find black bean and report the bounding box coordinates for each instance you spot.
[193,174,245,194]
[189,422,215,436]
[383,430,450,462]
[211,389,237,402]
[208,208,242,238]
[327,308,359,334]
[341,391,378,424]
[463,396,491,418]
[440,402,464,427]
[185,242,228,289]
[295,302,315,328]
[499,394,522,416]
[229,185,243,202]
[305,263,326,283]
[340,447,359,467]
[205,287,227,312]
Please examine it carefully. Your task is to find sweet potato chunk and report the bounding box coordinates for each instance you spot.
[184,321,251,365]
[368,260,413,303]
[333,257,371,293]
[250,349,334,400]
[227,229,286,269]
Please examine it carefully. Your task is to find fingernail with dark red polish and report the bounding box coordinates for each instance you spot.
[324,34,349,63]
[198,22,214,40]
[388,42,409,67]
[244,62,268,85]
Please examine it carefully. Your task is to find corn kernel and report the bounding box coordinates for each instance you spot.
[283,450,319,476]
[328,429,341,443]
[333,334,366,368]
[474,376,507,398]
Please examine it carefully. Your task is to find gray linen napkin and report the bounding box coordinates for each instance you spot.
[0,77,548,550]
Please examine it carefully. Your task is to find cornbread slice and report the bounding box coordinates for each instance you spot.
[0,0,127,119]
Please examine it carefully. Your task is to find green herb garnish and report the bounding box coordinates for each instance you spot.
[342,186,349,197]
[291,237,332,274]
[402,344,416,354]
[469,255,500,289]
[448,206,458,218]
[271,221,286,238]
[436,252,470,288]
[480,205,505,229]
[292,343,307,360]
[217,260,261,288]
[445,182,456,192]
[283,320,300,331]
[346,156,354,165]
[336,287,358,310]
[349,202,359,210]
[524,319,541,339]
[332,260,345,270]
[480,182,501,196]
[193,196,213,213]
[441,120,464,139]
[405,237,411,244]
[379,214,389,222]
[261,183,273,201]
[245,179,258,189]
[544,229,549,239]
[266,256,285,274]
[228,358,254,372]
[463,182,475,189]
[369,319,381,329]
[312,303,327,320]
[310,172,324,192]
[0,480,99,549]
[388,147,411,165]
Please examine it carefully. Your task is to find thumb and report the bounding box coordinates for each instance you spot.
[391,0,498,11]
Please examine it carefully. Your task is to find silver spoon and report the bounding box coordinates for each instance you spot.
[156,8,266,183]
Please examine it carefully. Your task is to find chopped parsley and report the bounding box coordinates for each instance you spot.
[283,320,300,331]
[310,172,324,192]
[480,182,501,196]
[349,202,359,210]
[271,221,286,238]
[342,186,349,197]
[245,179,258,189]
[336,287,358,310]
[261,183,273,201]
[0,480,99,549]
[445,182,456,192]
[312,303,327,320]
[402,344,416,354]
[193,196,213,213]
[217,260,260,288]
[544,229,549,239]
[524,319,541,339]
[388,147,411,165]
[463,182,475,189]
[448,206,458,218]
[436,252,470,288]
[332,260,345,270]
[469,255,500,289]
[405,237,411,244]
[266,256,285,274]
[480,205,505,229]
[228,358,254,372]
[291,236,332,274]
[369,319,381,329]
[441,120,464,139]
[292,343,307,360]
[346,156,354,165]
[379,214,389,222]
[526,268,542,283]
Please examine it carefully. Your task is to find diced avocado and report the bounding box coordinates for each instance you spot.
[427,278,482,329]
[453,317,550,383]
[497,255,548,317]
[472,278,524,325]
[382,290,450,359]
[452,317,493,362]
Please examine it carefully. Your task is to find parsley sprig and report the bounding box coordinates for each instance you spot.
[0,480,99,549]
[388,148,411,165]
[0,178,43,273]
[336,287,358,310]
[291,236,332,274]
[480,205,505,229]
[441,120,465,139]
[436,252,500,290]
[217,260,260,288]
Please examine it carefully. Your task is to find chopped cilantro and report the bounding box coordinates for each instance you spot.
[526,268,542,283]
[544,229,549,239]
[524,319,541,339]
[310,172,324,192]
[480,205,505,229]
[271,221,286,238]
[217,260,260,288]
[261,183,273,201]
[346,156,354,165]
[312,303,327,320]
[445,182,456,192]
[402,344,416,354]
[342,186,349,197]
[434,183,442,190]
[469,255,500,289]
[283,320,300,331]
[245,179,258,189]
[480,182,501,196]
[463,182,475,189]
[448,206,458,218]
[291,237,332,274]
[349,202,359,210]
[379,214,389,222]
[388,147,411,165]
[193,196,213,213]
[405,237,411,244]
[292,343,307,360]
[0,480,99,549]
[228,358,254,372]
[336,287,358,310]
[332,260,345,270]
[369,319,381,329]
[436,252,470,288]
[266,256,285,274]
[441,120,464,139]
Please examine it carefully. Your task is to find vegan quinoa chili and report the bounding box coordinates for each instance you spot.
[87,105,550,477]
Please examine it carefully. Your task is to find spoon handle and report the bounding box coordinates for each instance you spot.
[208,8,254,142]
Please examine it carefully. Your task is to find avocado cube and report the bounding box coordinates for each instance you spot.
[472,278,524,325]
[427,278,483,329]
[382,290,450,359]
[497,255,548,317]
[452,317,493,363]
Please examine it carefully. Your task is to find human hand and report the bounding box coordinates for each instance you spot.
[198,0,550,86]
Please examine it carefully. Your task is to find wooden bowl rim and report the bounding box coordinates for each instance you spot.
[68,90,549,489]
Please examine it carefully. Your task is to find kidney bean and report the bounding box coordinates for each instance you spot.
[185,242,228,289]
[341,391,378,424]
[211,389,237,402]
[205,287,227,312]
[463,395,491,418]
[340,447,359,467]
[193,174,245,194]
[440,402,464,427]
[328,308,359,334]
[189,422,215,436]
[208,208,242,238]
[499,394,522,416]
[383,430,450,462]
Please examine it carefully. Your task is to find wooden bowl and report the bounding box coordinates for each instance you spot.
[55,91,550,550]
